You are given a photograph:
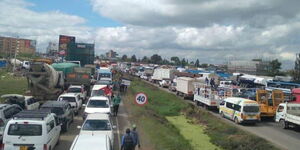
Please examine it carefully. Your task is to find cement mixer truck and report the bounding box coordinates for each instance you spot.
[26,62,64,101]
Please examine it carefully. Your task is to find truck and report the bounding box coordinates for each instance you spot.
[256,89,284,117]
[176,77,199,99]
[151,68,176,84]
[194,84,234,109]
[66,67,92,86]
[26,62,64,101]
[275,102,300,129]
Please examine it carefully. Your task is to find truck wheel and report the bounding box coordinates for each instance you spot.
[220,112,225,118]
[280,119,288,129]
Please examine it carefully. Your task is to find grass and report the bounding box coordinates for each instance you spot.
[126,77,279,150]
[0,70,27,102]
[166,115,220,150]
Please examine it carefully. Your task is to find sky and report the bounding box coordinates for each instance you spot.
[0,0,300,69]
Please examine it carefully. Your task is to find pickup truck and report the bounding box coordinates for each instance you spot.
[275,103,300,129]
[1,94,40,110]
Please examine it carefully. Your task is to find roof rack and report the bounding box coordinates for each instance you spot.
[13,110,52,120]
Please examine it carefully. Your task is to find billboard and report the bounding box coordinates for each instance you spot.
[59,35,75,55]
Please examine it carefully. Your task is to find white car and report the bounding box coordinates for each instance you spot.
[70,134,112,150]
[67,85,87,101]
[83,96,111,119]
[58,93,82,115]
[3,110,61,150]
[90,85,107,97]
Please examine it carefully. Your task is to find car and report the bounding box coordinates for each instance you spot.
[0,104,22,141]
[70,134,112,150]
[90,85,107,97]
[2,110,61,150]
[95,80,112,86]
[58,93,82,115]
[74,113,115,149]
[67,85,87,101]
[40,101,74,132]
[83,96,111,119]
[1,94,40,110]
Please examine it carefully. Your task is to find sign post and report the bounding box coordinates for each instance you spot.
[135,92,148,106]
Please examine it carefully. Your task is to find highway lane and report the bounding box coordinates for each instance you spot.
[142,79,300,150]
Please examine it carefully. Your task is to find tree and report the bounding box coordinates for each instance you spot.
[162,59,170,65]
[121,55,127,61]
[195,59,200,67]
[131,55,137,62]
[268,59,281,76]
[171,56,181,66]
[199,63,208,68]
[141,56,150,63]
[181,58,187,67]
[150,54,162,64]
[293,53,300,82]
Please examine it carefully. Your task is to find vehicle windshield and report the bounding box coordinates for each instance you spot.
[99,73,111,78]
[243,106,259,113]
[87,100,109,108]
[68,88,81,93]
[91,90,105,97]
[95,80,112,85]
[82,120,111,131]
[59,96,76,102]
[8,124,42,136]
[41,107,64,115]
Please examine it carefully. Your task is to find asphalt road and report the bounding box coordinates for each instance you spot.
[54,100,129,150]
[145,79,300,150]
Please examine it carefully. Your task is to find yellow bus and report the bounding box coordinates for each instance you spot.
[219,97,260,124]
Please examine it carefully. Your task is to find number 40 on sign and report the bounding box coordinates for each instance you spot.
[135,93,148,106]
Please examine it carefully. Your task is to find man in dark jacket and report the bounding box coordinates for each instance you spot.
[121,128,135,150]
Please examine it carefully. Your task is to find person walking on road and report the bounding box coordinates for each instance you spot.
[131,124,141,149]
[121,128,135,150]
[112,94,121,116]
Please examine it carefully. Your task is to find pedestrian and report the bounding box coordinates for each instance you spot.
[205,77,209,85]
[121,128,135,150]
[131,124,141,149]
[112,93,121,116]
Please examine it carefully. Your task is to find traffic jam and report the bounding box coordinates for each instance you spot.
[0,62,120,150]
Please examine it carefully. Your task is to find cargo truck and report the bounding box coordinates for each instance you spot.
[256,89,284,117]
[176,77,199,99]
[151,68,176,84]
[275,102,300,129]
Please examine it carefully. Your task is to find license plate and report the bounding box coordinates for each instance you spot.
[20,146,28,150]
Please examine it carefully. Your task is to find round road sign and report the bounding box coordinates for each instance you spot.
[135,92,148,106]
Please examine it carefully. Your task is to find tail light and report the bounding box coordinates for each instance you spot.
[43,144,48,150]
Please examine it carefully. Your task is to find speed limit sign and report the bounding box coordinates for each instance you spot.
[135,92,148,106]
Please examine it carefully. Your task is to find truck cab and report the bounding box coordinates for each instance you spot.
[256,89,284,117]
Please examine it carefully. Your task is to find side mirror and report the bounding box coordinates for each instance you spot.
[112,125,117,129]
[77,126,82,129]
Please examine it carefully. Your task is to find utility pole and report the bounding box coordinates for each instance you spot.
[13,36,19,73]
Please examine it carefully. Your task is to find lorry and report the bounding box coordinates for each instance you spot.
[275,102,300,129]
[26,62,65,101]
[176,77,199,99]
[256,89,284,117]
[151,68,176,84]
[66,67,92,87]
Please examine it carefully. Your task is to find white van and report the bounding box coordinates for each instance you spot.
[70,134,112,150]
[219,97,260,124]
[3,110,61,150]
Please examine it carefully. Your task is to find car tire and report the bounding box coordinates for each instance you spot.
[280,119,288,129]
[63,122,69,132]
[71,114,74,123]
[220,112,225,118]
[56,136,60,145]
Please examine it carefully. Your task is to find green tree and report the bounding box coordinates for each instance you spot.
[200,63,208,68]
[293,53,300,82]
[171,56,181,66]
[141,56,150,63]
[181,58,187,67]
[268,59,282,76]
[121,55,127,61]
[150,54,162,64]
[131,55,137,62]
[195,59,200,67]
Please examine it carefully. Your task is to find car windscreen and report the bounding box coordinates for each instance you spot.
[99,73,111,78]
[8,124,42,136]
[41,107,64,115]
[91,90,105,97]
[95,80,111,85]
[243,106,259,113]
[87,100,109,108]
[59,96,76,102]
[68,88,81,93]
[82,120,111,131]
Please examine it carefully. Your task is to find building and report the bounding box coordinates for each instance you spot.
[106,50,118,58]
[46,42,58,56]
[0,36,36,57]
[227,59,270,75]
[66,42,95,66]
